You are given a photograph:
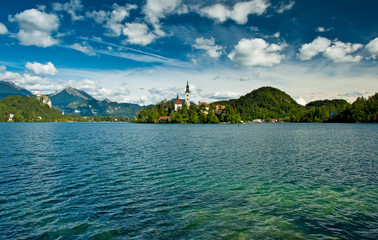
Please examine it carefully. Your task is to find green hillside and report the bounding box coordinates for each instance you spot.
[215,86,305,121]
[301,99,350,122]
[0,96,63,122]
[333,94,378,123]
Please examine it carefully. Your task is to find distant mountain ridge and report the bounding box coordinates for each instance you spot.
[0,81,33,99]
[49,87,142,117]
[0,81,142,117]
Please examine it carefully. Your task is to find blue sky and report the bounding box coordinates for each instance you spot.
[0,0,377,105]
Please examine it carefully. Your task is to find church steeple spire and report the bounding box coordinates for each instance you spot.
[186,81,190,93]
[185,81,190,107]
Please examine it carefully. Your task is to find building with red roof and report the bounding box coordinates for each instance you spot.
[174,95,182,111]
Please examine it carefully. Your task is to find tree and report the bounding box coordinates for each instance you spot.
[207,111,219,123]
[136,108,149,123]
[189,104,199,123]
[148,108,159,123]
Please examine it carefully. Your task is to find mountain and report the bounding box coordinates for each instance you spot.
[0,81,33,99]
[50,87,142,117]
[215,86,305,121]
[0,95,63,122]
[50,87,95,106]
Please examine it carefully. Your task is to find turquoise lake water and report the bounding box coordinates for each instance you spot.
[0,123,377,239]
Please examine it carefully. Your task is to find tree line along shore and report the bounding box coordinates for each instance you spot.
[1,87,377,123]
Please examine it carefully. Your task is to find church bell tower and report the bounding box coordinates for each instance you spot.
[185,81,190,108]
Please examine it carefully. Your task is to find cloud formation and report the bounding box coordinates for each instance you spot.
[25,62,58,75]
[0,69,62,92]
[297,36,331,60]
[193,37,223,59]
[200,0,270,24]
[86,3,137,37]
[0,23,8,34]
[53,0,84,21]
[204,91,241,100]
[228,38,286,67]
[9,9,59,47]
[143,0,182,36]
[298,37,363,63]
[275,0,295,13]
[69,42,96,56]
[123,23,156,46]
[337,90,369,98]
[324,41,363,63]
[365,37,378,59]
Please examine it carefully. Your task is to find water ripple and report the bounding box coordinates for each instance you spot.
[0,123,377,239]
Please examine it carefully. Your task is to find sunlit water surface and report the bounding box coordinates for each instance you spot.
[0,123,377,239]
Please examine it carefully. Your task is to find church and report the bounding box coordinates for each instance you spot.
[174,81,190,111]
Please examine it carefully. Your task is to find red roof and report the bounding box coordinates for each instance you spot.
[198,102,209,107]
[175,98,182,104]
[159,116,170,120]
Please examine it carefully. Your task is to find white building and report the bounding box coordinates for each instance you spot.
[174,95,182,111]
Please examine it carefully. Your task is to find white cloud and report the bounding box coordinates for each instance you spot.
[0,65,6,72]
[53,0,84,21]
[232,0,270,24]
[122,23,156,46]
[25,62,58,75]
[337,90,369,98]
[315,26,332,32]
[276,0,295,13]
[86,3,137,37]
[297,36,331,60]
[0,69,62,92]
[22,74,61,91]
[9,9,59,47]
[239,76,251,81]
[316,26,325,32]
[193,37,223,59]
[107,4,137,37]
[228,38,286,67]
[201,4,230,23]
[143,0,182,37]
[69,42,96,56]
[17,30,59,48]
[205,91,241,100]
[0,22,8,34]
[365,37,378,59]
[324,41,363,63]
[200,0,270,24]
[0,71,23,83]
[86,10,108,24]
[298,37,363,63]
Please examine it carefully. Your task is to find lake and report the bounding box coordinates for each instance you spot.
[0,123,377,239]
